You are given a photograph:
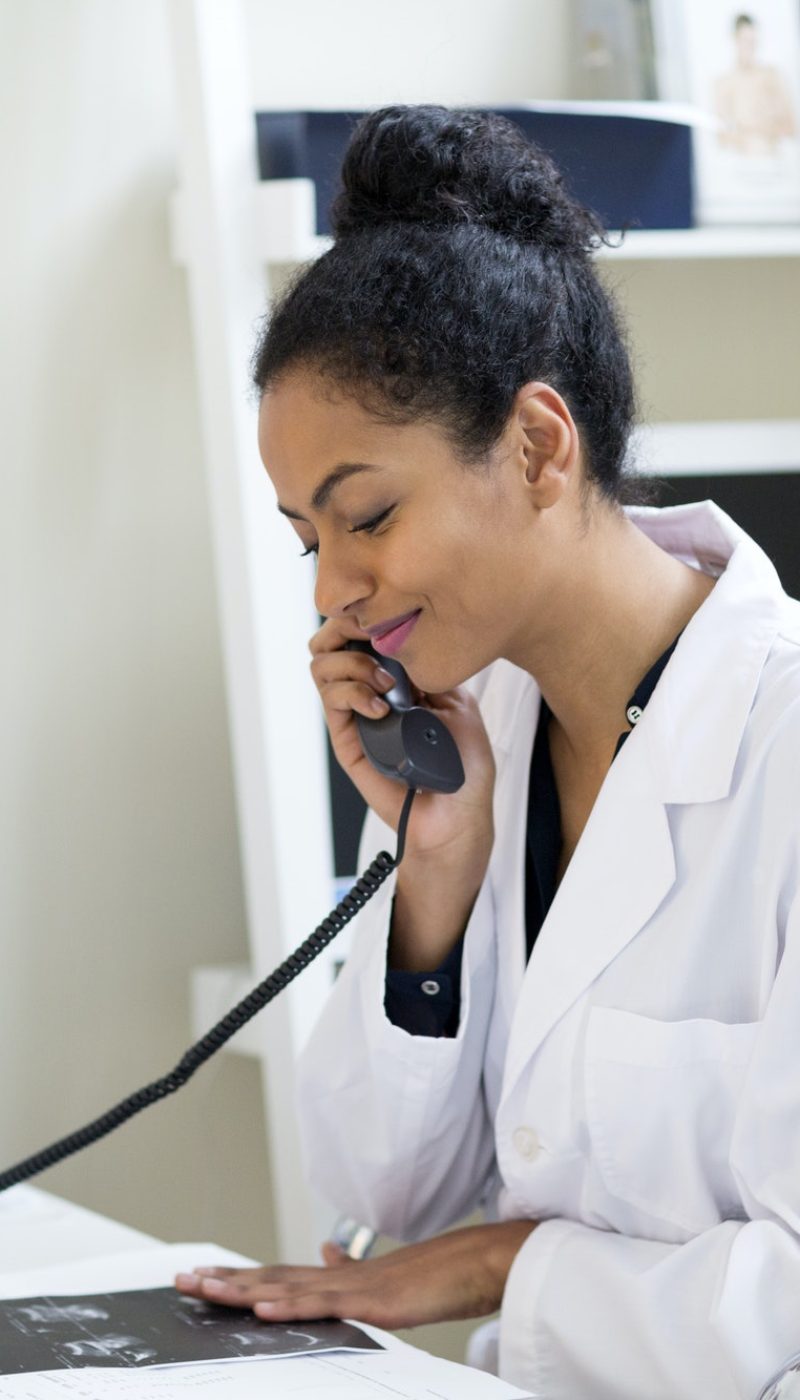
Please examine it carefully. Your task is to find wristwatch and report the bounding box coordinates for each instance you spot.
[330,1215,378,1261]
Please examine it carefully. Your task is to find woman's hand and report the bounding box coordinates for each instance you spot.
[309,617,496,869]
[174,1221,535,1330]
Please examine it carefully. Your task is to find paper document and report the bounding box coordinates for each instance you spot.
[0,1348,536,1399]
[0,1244,536,1398]
[0,1285,382,1374]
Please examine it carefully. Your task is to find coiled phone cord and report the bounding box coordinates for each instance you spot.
[0,786,417,1193]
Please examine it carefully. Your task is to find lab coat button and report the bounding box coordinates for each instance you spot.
[512,1127,540,1161]
[421,979,440,996]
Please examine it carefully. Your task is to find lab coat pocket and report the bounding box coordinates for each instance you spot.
[585,1007,760,1237]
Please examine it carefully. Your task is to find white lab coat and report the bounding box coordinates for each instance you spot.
[297,500,800,1400]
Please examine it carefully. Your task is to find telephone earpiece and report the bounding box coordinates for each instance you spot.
[346,640,465,793]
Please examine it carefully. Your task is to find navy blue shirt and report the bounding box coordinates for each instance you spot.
[384,635,682,1037]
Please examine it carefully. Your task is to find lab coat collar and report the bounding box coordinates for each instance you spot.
[499,499,786,1088]
[625,500,785,804]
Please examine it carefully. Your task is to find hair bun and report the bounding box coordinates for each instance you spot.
[331,104,604,255]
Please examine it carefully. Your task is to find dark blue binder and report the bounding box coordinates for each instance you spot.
[255,107,694,235]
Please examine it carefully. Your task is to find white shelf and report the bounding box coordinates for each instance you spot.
[635,420,800,476]
[303,225,800,263]
[509,99,715,128]
[170,184,800,266]
[599,225,800,260]
[269,225,800,265]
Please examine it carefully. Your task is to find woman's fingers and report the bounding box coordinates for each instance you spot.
[178,1271,395,1327]
[176,1261,376,1312]
[320,1241,351,1267]
[175,1224,536,1330]
[319,679,391,719]
[253,1289,385,1325]
[174,1265,325,1301]
[310,648,395,693]
[308,617,371,659]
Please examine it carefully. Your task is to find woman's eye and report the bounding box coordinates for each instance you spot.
[349,506,395,536]
[297,506,395,559]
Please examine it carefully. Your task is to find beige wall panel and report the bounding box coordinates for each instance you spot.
[600,257,800,428]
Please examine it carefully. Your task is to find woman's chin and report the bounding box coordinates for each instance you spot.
[407,658,481,697]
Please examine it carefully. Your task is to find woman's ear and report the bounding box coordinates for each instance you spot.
[515,382,579,504]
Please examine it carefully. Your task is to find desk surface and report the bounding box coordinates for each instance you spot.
[0,1184,157,1273]
[0,1188,534,1398]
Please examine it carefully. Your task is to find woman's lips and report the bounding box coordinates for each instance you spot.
[370,609,421,657]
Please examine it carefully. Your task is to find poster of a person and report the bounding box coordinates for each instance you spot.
[674,2,800,222]
[714,13,796,155]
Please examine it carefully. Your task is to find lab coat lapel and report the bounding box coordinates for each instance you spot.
[502,729,676,1091]
[496,499,785,1100]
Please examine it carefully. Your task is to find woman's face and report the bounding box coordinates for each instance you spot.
[258,368,577,693]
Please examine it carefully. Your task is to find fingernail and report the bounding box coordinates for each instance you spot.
[375,667,395,687]
[370,697,388,713]
[201,1278,228,1295]
[175,1273,199,1287]
[254,1300,276,1315]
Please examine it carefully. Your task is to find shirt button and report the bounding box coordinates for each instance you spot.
[512,1127,540,1161]
[421,980,440,996]
[626,704,643,725]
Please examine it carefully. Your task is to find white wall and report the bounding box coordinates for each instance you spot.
[0,0,274,1258]
[0,0,572,1264]
[246,0,571,108]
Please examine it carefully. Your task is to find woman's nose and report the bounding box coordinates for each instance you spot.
[313,548,372,621]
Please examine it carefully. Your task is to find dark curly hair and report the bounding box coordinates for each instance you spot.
[252,104,651,505]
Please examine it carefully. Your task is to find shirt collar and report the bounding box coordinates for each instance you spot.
[615,629,683,757]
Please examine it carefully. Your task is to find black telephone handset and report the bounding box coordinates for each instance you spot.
[346,640,464,793]
[0,643,466,1195]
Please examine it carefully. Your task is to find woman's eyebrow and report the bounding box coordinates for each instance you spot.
[276,462,383,521]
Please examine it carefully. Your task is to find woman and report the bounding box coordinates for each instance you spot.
[176,106,800,1398]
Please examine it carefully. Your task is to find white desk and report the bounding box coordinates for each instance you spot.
[0,1187,534,1399]
[0,1185,157,1273]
